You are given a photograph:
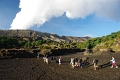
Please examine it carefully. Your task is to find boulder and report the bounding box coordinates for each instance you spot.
[92,48,115,55]
[40,49,52,55]
[84,49,93,55]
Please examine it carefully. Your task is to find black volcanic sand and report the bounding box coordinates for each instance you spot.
[0,52,120,80]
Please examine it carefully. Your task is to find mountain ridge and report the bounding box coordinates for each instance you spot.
[0,30,90,42]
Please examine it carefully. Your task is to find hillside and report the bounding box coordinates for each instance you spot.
[1,30,120,55]
[94,31,120,52]
[77,31,120,55]
[0,30,90,43]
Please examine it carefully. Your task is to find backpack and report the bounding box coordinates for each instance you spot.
[94,59,98,63]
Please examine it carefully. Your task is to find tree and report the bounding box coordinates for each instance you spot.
[24,42,31,48]
[35,40,43,46]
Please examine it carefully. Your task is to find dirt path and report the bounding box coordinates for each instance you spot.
[0,52,120,80]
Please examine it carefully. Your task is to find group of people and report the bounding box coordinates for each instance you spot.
[70,57,84,68]
[43,55,62,65]
[93,56,118,70]
[69,57,98,70]
[40,54,118,70]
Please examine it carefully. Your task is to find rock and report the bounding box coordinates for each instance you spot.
[92,48,115,55]
[40,49,52,55]
[84,49,93,55]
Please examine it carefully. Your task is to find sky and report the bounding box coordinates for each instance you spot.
[0,0,120,38]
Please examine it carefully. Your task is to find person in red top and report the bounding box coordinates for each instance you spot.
[110,56,118,68]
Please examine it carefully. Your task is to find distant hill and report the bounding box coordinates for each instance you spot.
[0,30,90,43]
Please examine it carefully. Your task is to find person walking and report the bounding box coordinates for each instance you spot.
[79,58,83,68]
[58,56,62,65]
[74,57,78,67]
[93,57,98,70]
[110,56,118,68]
[45,55,49,64]
[51,56,53,62]
[71,58,75,68]
[53,56,56,63]
[43,56,46,63]
[37,53,40,58]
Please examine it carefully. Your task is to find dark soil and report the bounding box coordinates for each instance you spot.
[0,52,120,80]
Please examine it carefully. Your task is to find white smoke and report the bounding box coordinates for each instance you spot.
[10,0,120,29]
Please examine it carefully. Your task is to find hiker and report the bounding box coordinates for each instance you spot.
[70,58,75,68]
[93,57,98,70]
[70,58,73,65]
[79,58,83,68]
[52,56,56,63]
[43,56,46,62]
[83,59,87,68]
[45,55,49,64]
[110,56,118,68]
[74,57,78,66]
[37,53,39,58]
[58,56,62,65]
[51,56,54,62]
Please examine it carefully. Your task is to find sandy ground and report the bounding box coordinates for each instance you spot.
[0,52,120,80]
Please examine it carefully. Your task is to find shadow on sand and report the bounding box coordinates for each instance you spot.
[98,62,111,69]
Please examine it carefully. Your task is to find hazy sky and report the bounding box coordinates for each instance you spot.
[0,0,120,37]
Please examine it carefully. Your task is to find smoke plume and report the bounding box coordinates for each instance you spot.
[10,0,120,29]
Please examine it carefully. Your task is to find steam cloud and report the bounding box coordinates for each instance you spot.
[10,0,120,29]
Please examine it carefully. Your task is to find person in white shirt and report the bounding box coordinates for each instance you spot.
[59,56,62,65]
[110,56,118,68]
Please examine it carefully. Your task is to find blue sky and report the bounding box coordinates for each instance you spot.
[0,0,120,38]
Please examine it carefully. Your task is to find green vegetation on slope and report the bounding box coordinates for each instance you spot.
[76,31,120,51]
[0,36,77,49]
